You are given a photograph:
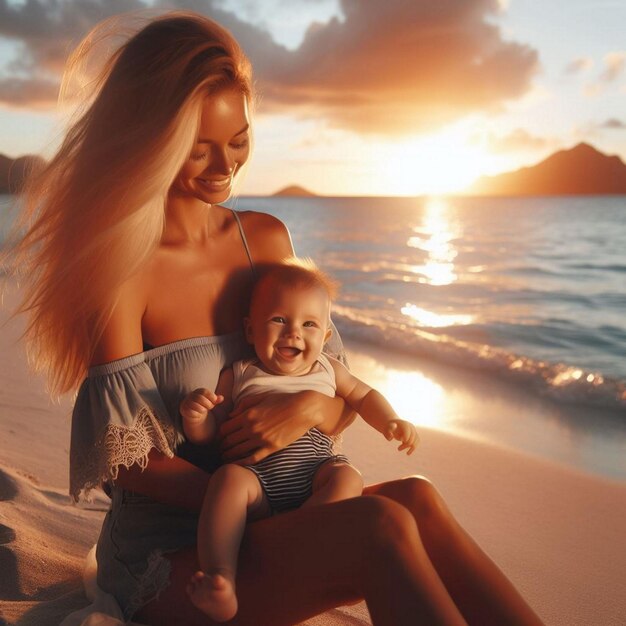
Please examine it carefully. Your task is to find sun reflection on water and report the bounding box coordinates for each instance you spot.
[401,304,474,328]
[400,197,476,328]
[407,197,459,286]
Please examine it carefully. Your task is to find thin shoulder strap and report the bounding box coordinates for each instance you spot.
[231,209,256,277]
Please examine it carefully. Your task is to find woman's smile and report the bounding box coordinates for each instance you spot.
[197,176,233,193]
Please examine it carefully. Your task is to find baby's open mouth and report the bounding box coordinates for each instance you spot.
[276,346,302,358]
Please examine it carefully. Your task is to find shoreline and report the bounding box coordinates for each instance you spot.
[343,338,626,481]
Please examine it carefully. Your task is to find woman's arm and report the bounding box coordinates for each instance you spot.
[114,450,209,511]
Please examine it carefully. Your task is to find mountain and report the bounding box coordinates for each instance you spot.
[470,143,626,196]
[0,153,46,194]
[271,185,318,197]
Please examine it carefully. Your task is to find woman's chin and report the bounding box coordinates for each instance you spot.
[170,186,232,205]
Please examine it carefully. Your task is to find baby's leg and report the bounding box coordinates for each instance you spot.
[189,463,270,622]
[303,461,364,508]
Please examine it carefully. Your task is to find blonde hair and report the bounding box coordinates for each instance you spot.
[4,12,253,395]
[250,257,339,317]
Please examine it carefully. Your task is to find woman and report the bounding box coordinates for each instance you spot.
[10,11,543,626]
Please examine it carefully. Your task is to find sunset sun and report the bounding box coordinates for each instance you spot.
[382,127,496,196]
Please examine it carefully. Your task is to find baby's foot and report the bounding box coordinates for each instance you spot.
[187,570,238,622]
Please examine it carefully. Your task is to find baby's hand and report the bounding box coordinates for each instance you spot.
[180,388,224,422]
[384,420,419,455]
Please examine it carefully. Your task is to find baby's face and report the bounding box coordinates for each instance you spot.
[246,285,332,376]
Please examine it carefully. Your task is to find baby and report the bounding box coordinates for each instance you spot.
[180,258,419,621]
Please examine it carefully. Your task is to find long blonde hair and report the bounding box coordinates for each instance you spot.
[5,12,253,395]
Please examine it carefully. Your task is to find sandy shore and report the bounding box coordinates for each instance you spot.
[1,280,625,626]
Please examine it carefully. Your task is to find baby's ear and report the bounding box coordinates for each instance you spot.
[244,317,254,344]
[324,326,333,343]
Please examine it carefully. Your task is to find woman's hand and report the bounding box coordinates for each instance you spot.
[219,390,356,465]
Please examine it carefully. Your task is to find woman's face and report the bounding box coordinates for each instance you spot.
[173,87,251,204]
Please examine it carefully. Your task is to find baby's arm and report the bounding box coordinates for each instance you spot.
[180,367,234,445]
[329,358,419,455]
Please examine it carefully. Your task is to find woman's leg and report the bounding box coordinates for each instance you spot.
[365,476,544,626]
[190,464,270,621]
[136,495,466,626]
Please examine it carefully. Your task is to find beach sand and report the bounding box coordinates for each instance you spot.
[1,280,625,626]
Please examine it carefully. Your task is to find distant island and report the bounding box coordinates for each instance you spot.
[271,185,318,197]
[470,143,626,196]
[0,153,46,194]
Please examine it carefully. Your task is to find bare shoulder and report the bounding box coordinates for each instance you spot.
[236,210,294,264]
[91,270,149,365]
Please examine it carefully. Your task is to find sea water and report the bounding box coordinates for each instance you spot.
[2,194,625,475]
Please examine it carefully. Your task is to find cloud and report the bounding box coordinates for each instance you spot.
[599,51,626,82]
[0,0,150,106]
[253,0,539,134]
[0,0,539,136]
[584,83,604,97]
[484,128,551,153]
[599,118,626,129]
[564,57,593,75]
[0,76,60,107]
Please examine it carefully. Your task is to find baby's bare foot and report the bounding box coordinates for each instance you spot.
[187,570,238,622]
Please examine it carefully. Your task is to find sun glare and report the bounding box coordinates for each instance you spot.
[384,370,446,430]
[382,125,493,195]
[348,352,449,430]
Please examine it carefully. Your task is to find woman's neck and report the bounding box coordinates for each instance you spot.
[163,195,228,245]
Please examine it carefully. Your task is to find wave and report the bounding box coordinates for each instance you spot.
[333,305,626,413]
[565,262,626,274]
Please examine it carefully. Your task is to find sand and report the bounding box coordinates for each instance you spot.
[1,279,625,626]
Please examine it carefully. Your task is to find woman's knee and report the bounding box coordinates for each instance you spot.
[396,475,448,521]
[354,494,419,552]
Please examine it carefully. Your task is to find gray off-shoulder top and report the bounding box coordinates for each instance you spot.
[70,332,252,501]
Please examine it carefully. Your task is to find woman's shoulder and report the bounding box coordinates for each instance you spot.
[235,210,294,262]
[236,209,287,234]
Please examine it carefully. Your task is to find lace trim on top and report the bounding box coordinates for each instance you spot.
[70,406,177,502]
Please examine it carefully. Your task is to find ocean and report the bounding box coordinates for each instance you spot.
[2,193,625,476]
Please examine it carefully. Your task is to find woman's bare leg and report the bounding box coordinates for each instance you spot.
[190,464,270,621]
[136,495,466,626]
[365,476,544,626]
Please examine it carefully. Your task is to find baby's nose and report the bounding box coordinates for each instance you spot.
[283,324,301,338]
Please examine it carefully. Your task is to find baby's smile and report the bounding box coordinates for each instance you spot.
[276,346,303,358]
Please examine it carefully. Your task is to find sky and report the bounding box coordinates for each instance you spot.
[0,0,625,196]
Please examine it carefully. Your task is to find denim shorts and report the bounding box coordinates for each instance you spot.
[96,487,199,620]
